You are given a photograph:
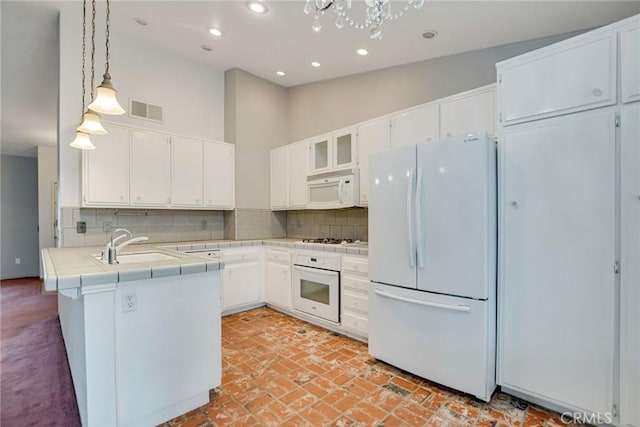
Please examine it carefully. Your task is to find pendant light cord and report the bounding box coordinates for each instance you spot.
[80,0,87,116]
[104,0,111,78]
[90,0,96,100]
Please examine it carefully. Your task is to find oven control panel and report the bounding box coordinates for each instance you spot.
[294,253,342,271]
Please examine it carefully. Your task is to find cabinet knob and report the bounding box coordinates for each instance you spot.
[511,201,519,209]
[196,198,200,203]
[446,133,452,137]
[137,196,141,201]
[120,196,124,200]
[592,88,603,97]
[208,200,213,204]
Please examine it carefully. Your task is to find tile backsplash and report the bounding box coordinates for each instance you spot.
[286,208,368,241]
[61,207,225,248]
[225,208,286,240]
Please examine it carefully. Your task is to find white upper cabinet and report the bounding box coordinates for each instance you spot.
[130,130,170,207]
[270,146,289,210]
[390,102,438,148]
[83,124,130,206]
[288,141,308,209]
[308,128,357,175]
[357,118,390,206]
[498,32,617,125]
[204,141,235,210]
[171,136,204,207]
[440,86,496,138]
[621,20,640,104]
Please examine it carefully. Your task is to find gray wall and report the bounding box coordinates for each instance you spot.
[286,31,583,142]
[1,155,39,278]
[38,146,56,275]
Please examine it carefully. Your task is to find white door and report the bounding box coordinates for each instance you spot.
[416,135,496,299]
[204,141,234,209]
[391,103,438,148]
[499,109,616,415]
[357,118,390,206]
[288,142,308,208]
[265,261,292,310]
[369,283,494,401]
[84,124,129,205]
[222,260,262,313]
[439,89,496,138]
[171,136,203,207]
[621,21,640,104]
[270,146,289,209]
[620,103,640,427]
[130,130,170,207]
[368,145,417,289]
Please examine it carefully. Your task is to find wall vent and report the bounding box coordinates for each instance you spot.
[130,100,163,122]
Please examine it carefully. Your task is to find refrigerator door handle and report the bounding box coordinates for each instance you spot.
[406,169,416,268]
[415,167,424,269]
[374,290,471,312]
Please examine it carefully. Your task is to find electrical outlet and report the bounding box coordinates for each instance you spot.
[103,221,112,232]
[15,258,20,265]
[201,220,208,230]
[123,292,137,313]
[76,221,87,233]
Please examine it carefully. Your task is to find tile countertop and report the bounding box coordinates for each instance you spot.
[42,239,368,292]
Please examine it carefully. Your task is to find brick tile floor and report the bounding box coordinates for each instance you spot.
[164,307,584,427]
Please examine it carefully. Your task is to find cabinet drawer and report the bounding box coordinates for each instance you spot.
[498,32,616,125]
[343,291,368,313]
[342,312,368,336]
[342,257,368,275]
[342,275,369,293]
[267,249,291,263]
[222,250,260,263]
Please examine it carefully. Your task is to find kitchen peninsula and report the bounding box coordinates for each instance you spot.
[41,245,224,427]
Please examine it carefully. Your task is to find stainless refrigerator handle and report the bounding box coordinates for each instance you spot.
[415,167,424,269]
[374,290,471,312]
[406,169,416,268]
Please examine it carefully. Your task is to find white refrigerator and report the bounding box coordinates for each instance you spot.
[368,132,497,402]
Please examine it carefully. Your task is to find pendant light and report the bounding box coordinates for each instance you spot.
[88,0,126,115]
[70,0,95,150]
[77,0,107,135]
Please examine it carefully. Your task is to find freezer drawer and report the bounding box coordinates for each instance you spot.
[368,283,496,401]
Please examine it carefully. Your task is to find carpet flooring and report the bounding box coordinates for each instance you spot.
[1,277,81,427]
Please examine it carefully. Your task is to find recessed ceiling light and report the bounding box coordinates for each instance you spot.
[246,1,268,14]
[201,45,213,52]
[276,71,285,76]
[134,17,148,26]
[209,27,223,37]
[422,30,438,39]
[311,61,321,67]
[357,48,368,56]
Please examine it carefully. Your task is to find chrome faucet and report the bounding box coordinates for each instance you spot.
[103,228,131,264]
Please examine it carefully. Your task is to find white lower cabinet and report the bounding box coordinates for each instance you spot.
[265,249,292,311]
[220,248,263,315]
[341,256,369,338]
[498,109,616,415]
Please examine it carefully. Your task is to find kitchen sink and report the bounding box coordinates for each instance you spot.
[95,251,179,264]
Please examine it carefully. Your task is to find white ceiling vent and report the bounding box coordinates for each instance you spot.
[130,100,163,122]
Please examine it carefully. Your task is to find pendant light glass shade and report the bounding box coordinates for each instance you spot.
[77,109,107,134]
[69,131,96,150]
[87,75,126,115]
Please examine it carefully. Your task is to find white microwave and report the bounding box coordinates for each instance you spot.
[307,170,359,209]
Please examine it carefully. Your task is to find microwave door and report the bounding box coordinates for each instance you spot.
[308,180,341,209]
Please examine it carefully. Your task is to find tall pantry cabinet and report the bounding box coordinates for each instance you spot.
[496,14,639,426]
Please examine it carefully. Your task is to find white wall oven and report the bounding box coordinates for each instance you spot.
[292,253,341,323]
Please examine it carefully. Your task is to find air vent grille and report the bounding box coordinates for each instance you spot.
[130,100,163,122]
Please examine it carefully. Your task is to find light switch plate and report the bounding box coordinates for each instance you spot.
[76,221,87,233]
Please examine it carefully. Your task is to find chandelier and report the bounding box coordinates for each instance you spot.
[304,0,424,40]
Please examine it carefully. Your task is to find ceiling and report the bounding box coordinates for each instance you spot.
[2,1,639,157]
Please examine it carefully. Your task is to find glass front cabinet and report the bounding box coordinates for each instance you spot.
[309,128,357,175]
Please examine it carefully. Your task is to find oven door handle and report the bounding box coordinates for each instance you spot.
[294,265,339,277]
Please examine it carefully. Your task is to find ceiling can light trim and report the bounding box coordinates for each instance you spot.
[304,0,425,40]
[422,30,438,39]
[209,27,223,37]
[311,61,321,67]
[247,1,268,14]
[357,48,368,56]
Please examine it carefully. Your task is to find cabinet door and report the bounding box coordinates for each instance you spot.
[499,109,616,414]
[289,142,308,209]
[171,136,203,207]
[620,103,640,427]
[130,130,170,207]
[221,260,262,313]
[391,103,438,148]
[309,135,332,174]
[499,32,616,125]
[357,118,390,206]
[270,147,289,210]
[84,124,129,206]
[440,89,496,138]
[204,141,234,209]
[265,261,292,310]
[333,129,357,170]
[621,21,640,104]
